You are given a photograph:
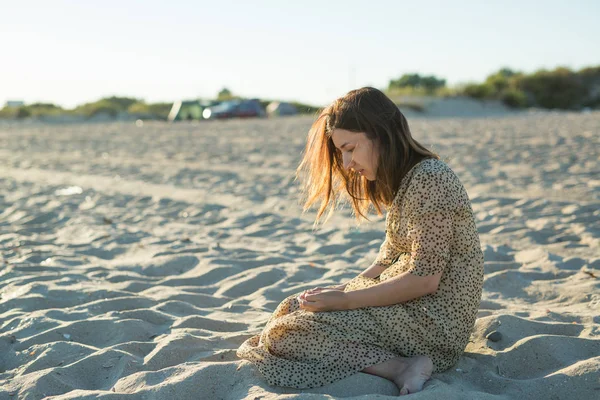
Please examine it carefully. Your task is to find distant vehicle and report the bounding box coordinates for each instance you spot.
[168,99,220,122]
[266,101,298,117]
[202,99,266,120]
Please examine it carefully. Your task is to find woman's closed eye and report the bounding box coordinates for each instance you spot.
[335,148,353,156]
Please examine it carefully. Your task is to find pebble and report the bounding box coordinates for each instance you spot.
[486,331,502,342]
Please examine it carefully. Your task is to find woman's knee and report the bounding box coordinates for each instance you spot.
[271,293,302,317]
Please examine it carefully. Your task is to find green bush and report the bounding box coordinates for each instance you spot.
[16,107,31,119]
[78,100,121,118]
[27,103,65,117]
[500,88,528,108]
[579,66,600,108]
[435,86,462,97]
[459,66,600,110]
[484,68,519,93]
[127,102,151,115]
[127,102,172,120]
[100,96,138,110]
[389,73,446,94]
[74,97,139,118]
[146,103,172,120]
[0,106,17,118]
[514,67,588,109]
[217,88,236,101]
[0,103,66,119]
[462,83,495,99]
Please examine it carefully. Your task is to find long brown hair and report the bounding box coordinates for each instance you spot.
[296,87,439,223]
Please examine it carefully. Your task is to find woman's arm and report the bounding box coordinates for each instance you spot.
[345,165,461,309]
[345,270,442,309]
[358,262,388,279]
[334,262,386,290]
[332,262,387,290]
[305,166,461,312]
[301,269,441,312]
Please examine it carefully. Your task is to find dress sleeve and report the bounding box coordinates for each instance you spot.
[373,233,399,268]
[403,167,464,277]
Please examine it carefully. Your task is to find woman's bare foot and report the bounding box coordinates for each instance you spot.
[392,356,433,395]
[362,355,433,396]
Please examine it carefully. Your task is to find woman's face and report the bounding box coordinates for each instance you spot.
[331,129,379,181]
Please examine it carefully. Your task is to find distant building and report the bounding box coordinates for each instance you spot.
[5,101,24,108]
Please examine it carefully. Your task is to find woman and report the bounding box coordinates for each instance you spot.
[236,87,484,395]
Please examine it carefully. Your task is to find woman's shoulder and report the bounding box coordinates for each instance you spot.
[413,157,453,175]
[409,158,461,188]
[403,158,469,213]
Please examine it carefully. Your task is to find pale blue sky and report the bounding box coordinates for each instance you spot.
[1,0,599,108]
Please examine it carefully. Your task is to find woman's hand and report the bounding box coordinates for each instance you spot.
[303,283,347,295]
[297,289,349,312]
[332,282,348,291]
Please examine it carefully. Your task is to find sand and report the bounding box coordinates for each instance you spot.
[0,111,599,399]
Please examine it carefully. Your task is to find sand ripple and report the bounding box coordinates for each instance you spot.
[1,113,599,399]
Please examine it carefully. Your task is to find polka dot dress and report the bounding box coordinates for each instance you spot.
[236,158,484,389]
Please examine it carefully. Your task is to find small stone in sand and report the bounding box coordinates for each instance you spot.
[486,331,502,342]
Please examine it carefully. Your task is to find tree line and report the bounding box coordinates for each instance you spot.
[2,65,599,120]
[0,90,319,120]
[387,65,600,110]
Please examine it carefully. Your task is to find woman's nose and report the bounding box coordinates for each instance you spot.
[343,152,354,170]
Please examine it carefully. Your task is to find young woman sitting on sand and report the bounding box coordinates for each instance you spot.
[237,87,484,395]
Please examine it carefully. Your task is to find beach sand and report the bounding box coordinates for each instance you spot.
[0,112,599,399]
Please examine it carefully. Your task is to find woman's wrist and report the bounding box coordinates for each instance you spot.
[344,291,358,310]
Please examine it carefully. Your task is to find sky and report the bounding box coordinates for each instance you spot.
[1,0,599,108]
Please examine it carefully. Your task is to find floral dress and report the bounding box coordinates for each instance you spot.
[236,158,484,389]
